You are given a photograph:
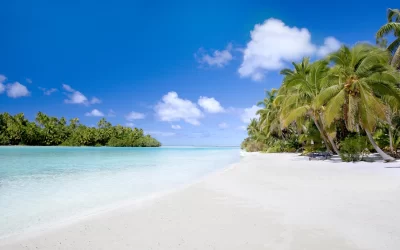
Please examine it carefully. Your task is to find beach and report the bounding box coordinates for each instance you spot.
[2,153,400,249]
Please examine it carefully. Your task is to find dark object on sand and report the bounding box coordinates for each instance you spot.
[308,152,332,161]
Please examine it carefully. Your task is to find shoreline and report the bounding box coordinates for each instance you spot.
[0,153,242,242]
[2,153,400,249]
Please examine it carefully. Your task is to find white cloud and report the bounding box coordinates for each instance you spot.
[62,84,100,105]
[125,122,135,128]
[90,97,102,104]
[108,109,116,117]
[0,75,6,94]
[241,105,260,123]
[196,43,233,67]
[26,78,32,84]
[218,122,229,129]
[237,125,247,131]
[63,84,88,104]
[198,96,225,113]
[62,84,75,92]
[171,124,181,130]
[39,87,58,96]
[125,111,145,121]
[6,82,30,98]
[154,91,203,125]
[85,109,104,117]
[317,37,341,57]
[147,131,176,137]
[238,18,340,81]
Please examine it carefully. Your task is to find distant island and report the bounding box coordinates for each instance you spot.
[0,112,161,147]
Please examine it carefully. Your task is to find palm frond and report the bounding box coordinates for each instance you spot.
[388,38,400,54]
[281,105,309,128]
[376,22,400,39]
[387,8,400,22]
[323,89,345,126]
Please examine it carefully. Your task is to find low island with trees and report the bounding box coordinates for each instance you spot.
[0,112,161,147]
[242,8,400,162]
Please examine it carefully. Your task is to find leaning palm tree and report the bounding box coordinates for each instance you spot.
[317,44,400,161]
[376,8,400,69]
[278,58,340,154]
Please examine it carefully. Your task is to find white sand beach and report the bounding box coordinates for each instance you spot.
[2,153,400,250]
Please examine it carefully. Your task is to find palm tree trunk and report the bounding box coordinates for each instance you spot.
[326,135,340,155]
[365,130,395,162]
[312,116,340,155]
[389,127,394,152]
[312,117,334,153]
[391,45,400,70]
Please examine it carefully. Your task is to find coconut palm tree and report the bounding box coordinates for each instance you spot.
[256,89,281,137]
[376,8,400,69]
[278,58,340,154]
[317,43,400,161]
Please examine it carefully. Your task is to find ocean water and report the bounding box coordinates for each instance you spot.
[0,146,240,237]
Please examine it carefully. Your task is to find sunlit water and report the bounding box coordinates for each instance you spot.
[0,146,240,237]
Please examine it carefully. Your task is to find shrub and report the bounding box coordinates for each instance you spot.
[339,136,370,162]
[241,139,266,152]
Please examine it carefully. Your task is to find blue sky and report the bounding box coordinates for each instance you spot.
[0,0,397,146]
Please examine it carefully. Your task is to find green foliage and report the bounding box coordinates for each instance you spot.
[339,136,370,162]
[242,24,400,162]
[0,112,161,147]
[241,138,266,152]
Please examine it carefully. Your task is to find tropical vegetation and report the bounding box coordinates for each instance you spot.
[0,112,161,147]
[241,8,400,162]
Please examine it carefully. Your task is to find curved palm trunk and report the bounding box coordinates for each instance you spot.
[326,134,340,155]
[391,46,400,70]
[365,130,395,162]
[389,128,394,152]
[312,117,338,154]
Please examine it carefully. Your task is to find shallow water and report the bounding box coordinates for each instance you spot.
[0,146,240,237]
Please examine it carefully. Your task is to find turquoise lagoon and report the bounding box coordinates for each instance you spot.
[0,146,240,237]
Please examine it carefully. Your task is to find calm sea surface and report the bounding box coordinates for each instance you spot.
[0,146,240,237]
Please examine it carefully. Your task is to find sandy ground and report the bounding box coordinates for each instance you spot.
[2,153,400,250]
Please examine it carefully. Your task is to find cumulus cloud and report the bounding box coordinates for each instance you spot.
[154,92,203,125]
[6,82,30,98]
[317,37,341,57]
[218,122,229,129]
[198,96,225,113]
[62,84,101,105]
[0,75,6,94]
[85,109,104,117]
[39,87,58,96]
[196,43,233,67]
[171,124,181,130]
[240,105,260,123]
[238,18,340,81]
[125,111,145,121]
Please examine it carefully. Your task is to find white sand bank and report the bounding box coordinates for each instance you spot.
[2,153,400,250]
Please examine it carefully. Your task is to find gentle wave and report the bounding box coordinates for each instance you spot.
[0,146,240,237]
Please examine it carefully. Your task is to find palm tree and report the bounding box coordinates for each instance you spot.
[376,8,400,69]
[278,58,340,154]
[256,89,281,138]
[317,44,400,161]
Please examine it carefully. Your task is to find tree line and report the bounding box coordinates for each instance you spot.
[0,112,161,147]
[242,8,400,162]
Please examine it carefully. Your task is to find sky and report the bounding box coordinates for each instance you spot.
[0,0,397,146]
